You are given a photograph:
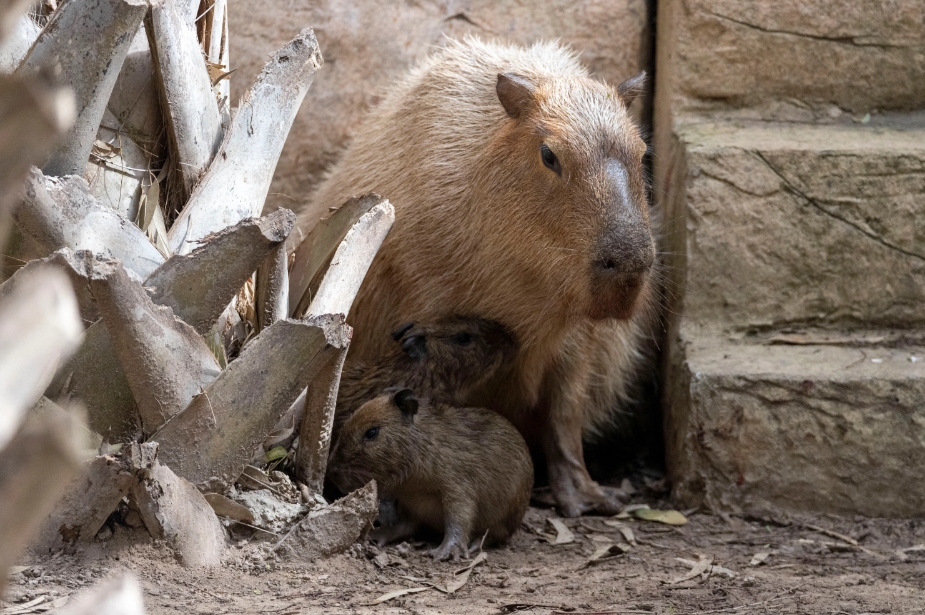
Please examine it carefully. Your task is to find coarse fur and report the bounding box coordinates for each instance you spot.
[297,37,657,516]
[335,315,517,426]
[327,389,533,560]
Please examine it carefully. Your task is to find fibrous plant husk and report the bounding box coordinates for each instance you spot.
[145,0,223,204]
[32,442,158,554]
[87,256,222,436]
[16,0,148,178]
[168,28,322,255]
[133,459,227,568]
[155,314,351,492]
[46,210,296,441]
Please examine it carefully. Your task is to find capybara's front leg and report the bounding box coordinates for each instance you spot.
[432,493,474,561]
[540,348,622,518]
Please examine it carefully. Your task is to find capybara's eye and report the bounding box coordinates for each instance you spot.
[452,332,473,346]
[364,426,380,441]
[540,144,561,175]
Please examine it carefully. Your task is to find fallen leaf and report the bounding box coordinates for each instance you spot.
[366,587,429,605]
[749,551,771,566]
[600,520,637,546]
[372,552,390,568]
[577,542,630,570]
[263,420,295,448]
[804,523,858,546]
[546,518,575,544]
[264,445,288,462]
[633,508,687,526]
[3,596,47,615]
[444,551,487,593]
[615,503,649,519]
[204,493,255,524]
[670,558,711,584]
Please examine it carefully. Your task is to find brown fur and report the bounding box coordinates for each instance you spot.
[336,315,517,425]
[328,389,533,560]
[298,38,656,517]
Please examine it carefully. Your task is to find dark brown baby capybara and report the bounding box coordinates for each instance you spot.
[334,314,517,432]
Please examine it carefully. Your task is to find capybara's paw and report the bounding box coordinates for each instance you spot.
[431,537,468,562]
[554,478,622,517]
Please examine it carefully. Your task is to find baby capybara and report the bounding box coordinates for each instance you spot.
[328,388,533,561]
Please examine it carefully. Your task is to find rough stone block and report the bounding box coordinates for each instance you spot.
[655,0,925,116]
[659,121,925,331]
[229,0,650,214]
[665,327,925,516]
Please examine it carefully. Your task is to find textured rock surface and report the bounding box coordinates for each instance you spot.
[229,0,650,215]
[665,328,925,516]
[656,0,925,116]
[660,120,925,331]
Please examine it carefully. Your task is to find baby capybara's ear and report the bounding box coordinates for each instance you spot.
[400,335,427,361]
[392,388,419,423]
[496,73,536,119]
[391,322,415,341]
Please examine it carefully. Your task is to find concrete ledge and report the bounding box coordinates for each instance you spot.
[666,327,925,516]
[660,120,925,330]
[656,0,925,114]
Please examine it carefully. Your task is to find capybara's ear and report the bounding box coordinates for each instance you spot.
[496,73,536,119]
[401,335,427,361]
[617,71,646,106]
[391,322,415,341]
[393,388,419,422]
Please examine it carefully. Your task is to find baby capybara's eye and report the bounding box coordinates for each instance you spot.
[540,144,561,175]
[452,332,473,346]
[364,426,380,440]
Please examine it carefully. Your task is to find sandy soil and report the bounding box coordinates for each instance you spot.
[5,487,924,615]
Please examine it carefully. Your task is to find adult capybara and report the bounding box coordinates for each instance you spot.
[297,38,656,517]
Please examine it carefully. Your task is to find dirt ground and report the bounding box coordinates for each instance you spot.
[5,481,925,615]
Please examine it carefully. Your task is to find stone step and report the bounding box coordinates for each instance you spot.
[664,326,925,516]
[658,118,925,332]
[655,0,925,116]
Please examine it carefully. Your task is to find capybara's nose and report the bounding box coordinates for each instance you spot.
[588,232,654,320]
[593,229,655,278]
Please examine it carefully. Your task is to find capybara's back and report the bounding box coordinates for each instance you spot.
[299,37,656,517]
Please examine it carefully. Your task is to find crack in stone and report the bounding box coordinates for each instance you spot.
[754,152,925,264]
[698,169,779,197]
[705,11,910,49]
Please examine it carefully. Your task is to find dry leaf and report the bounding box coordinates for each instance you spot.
[205,60,236,86]
[633,508,688,526]
[444,551,487,593]
[670,557,712,584]
[578,542,630,570]
[749,551,771,566]
[263,421,295,449]
[204,493,255,523]
[372,552,390,568]
[546,518,575,544]
[366,587,429,605]
[264,445,288,462]
[3,596,47,615]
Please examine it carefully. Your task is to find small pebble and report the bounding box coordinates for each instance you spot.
[870,358,883,364]
[910,356,920,363]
